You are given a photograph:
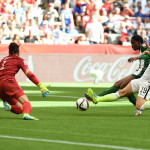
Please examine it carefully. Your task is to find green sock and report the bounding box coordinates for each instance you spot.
[98,86,119,96]
[97,92,120,102]
[127,94,136,106]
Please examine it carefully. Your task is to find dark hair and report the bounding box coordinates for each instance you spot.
[9,42,19,55]
[131,35,143,44]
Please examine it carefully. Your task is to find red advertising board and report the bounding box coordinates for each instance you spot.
[0,54,138,83]
[0,44,140,83]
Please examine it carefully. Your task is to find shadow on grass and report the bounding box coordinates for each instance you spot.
[0,116,23,120]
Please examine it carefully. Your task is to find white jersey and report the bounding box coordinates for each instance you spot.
[131,64,150,100]
[140,64,150,82]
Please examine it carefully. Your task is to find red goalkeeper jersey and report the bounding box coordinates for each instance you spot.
[0,55,29,79]
[0,55,39,85]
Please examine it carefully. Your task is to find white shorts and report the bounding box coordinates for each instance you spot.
[131,79,150,100]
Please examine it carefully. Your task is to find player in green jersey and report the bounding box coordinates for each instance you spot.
[85,35,150,115]
[86,38,150,116]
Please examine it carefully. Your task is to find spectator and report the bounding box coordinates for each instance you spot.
[85,0,96,16]
[133,22,144,35]
[13,1,25,23]
[94,0,103,9]
[118,22,129,45]
[134,6,145,22]
[112,2,122,14]
[40,13,49,27]
[52,22,62,44]
[12,34,22,44]
[43,2,59,26]
[134,1,144,14]
[113,7,124,21]
[8,20,19,39]
[134,0,147,11]
[30,0,43,23]
[1,3,12,22]
[122,15,134,35]
[42,32,54,44]
[133,16,143,30]
[140,30,150,44]
[146,28,150,37]
[101,0,112,14]
[24,19,40,37]
[24,30,38,43]
[112,7,124,34]
[25,5,34,20]
[143,0,150,17]
[120,3,135,17]
[0,22,10,40]
[100,8,109,23]
[127,0,134,11]
[74,35,82,44]
[144,17,150,30]
[85,14,104,44]
[103,13,116,33]
[66,24,79,37]
[21,0,29,12]
[39,20,52,36]
[60,2,75,33]
[73,0,86,30]
[92,4,102,23]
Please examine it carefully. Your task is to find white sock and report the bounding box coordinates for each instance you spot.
[116,92,120,98]
[140,101,150,111]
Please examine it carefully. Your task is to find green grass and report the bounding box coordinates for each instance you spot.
[0,82,149,150]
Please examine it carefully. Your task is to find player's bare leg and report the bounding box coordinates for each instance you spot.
[86,83,133,103]
[118,83,142,116]
[136,97,150,112]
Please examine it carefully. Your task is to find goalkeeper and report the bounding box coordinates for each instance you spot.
[0,42,50,120]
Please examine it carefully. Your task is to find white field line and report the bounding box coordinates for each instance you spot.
[0,101,132,108]
[26,93,128,101]
[0,135,148,150]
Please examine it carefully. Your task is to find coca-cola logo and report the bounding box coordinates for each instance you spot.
[74,56,138,82]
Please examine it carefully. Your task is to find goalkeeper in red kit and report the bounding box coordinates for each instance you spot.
[0,42,50,120]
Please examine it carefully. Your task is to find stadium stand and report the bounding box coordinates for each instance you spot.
[0,0,149,45]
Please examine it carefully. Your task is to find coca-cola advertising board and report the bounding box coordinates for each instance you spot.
[0,54,139,83]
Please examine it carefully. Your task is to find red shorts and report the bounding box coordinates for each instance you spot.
[0,78,25,105]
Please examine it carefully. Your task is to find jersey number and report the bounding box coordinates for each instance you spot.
[140,87,149,95]
[0,60,6,70]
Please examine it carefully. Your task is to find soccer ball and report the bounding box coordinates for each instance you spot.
[76,98,89,111]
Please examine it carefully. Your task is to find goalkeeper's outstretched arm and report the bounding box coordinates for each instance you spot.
[22,66,50,97]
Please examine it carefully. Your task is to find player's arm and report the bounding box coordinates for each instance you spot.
[141,38,150,55]
[20,60,50,97]
[128,39,150,62]
[128,55,141,63]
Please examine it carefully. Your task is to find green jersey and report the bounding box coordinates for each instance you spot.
[132,45,150,79]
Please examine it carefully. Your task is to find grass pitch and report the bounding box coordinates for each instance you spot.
[0,82,150,150]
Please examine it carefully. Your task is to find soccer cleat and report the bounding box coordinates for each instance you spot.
[86,88,98,104]
[85,93,97,104]
[135,109,142,116]
[23,113,39,120]
[3,101,11,111]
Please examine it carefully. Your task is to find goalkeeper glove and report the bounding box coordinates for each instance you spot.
[38,82,50,97]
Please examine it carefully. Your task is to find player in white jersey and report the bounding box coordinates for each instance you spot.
[87,38,150,115]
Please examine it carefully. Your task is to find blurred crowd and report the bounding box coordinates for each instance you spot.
[0,0,149,45]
